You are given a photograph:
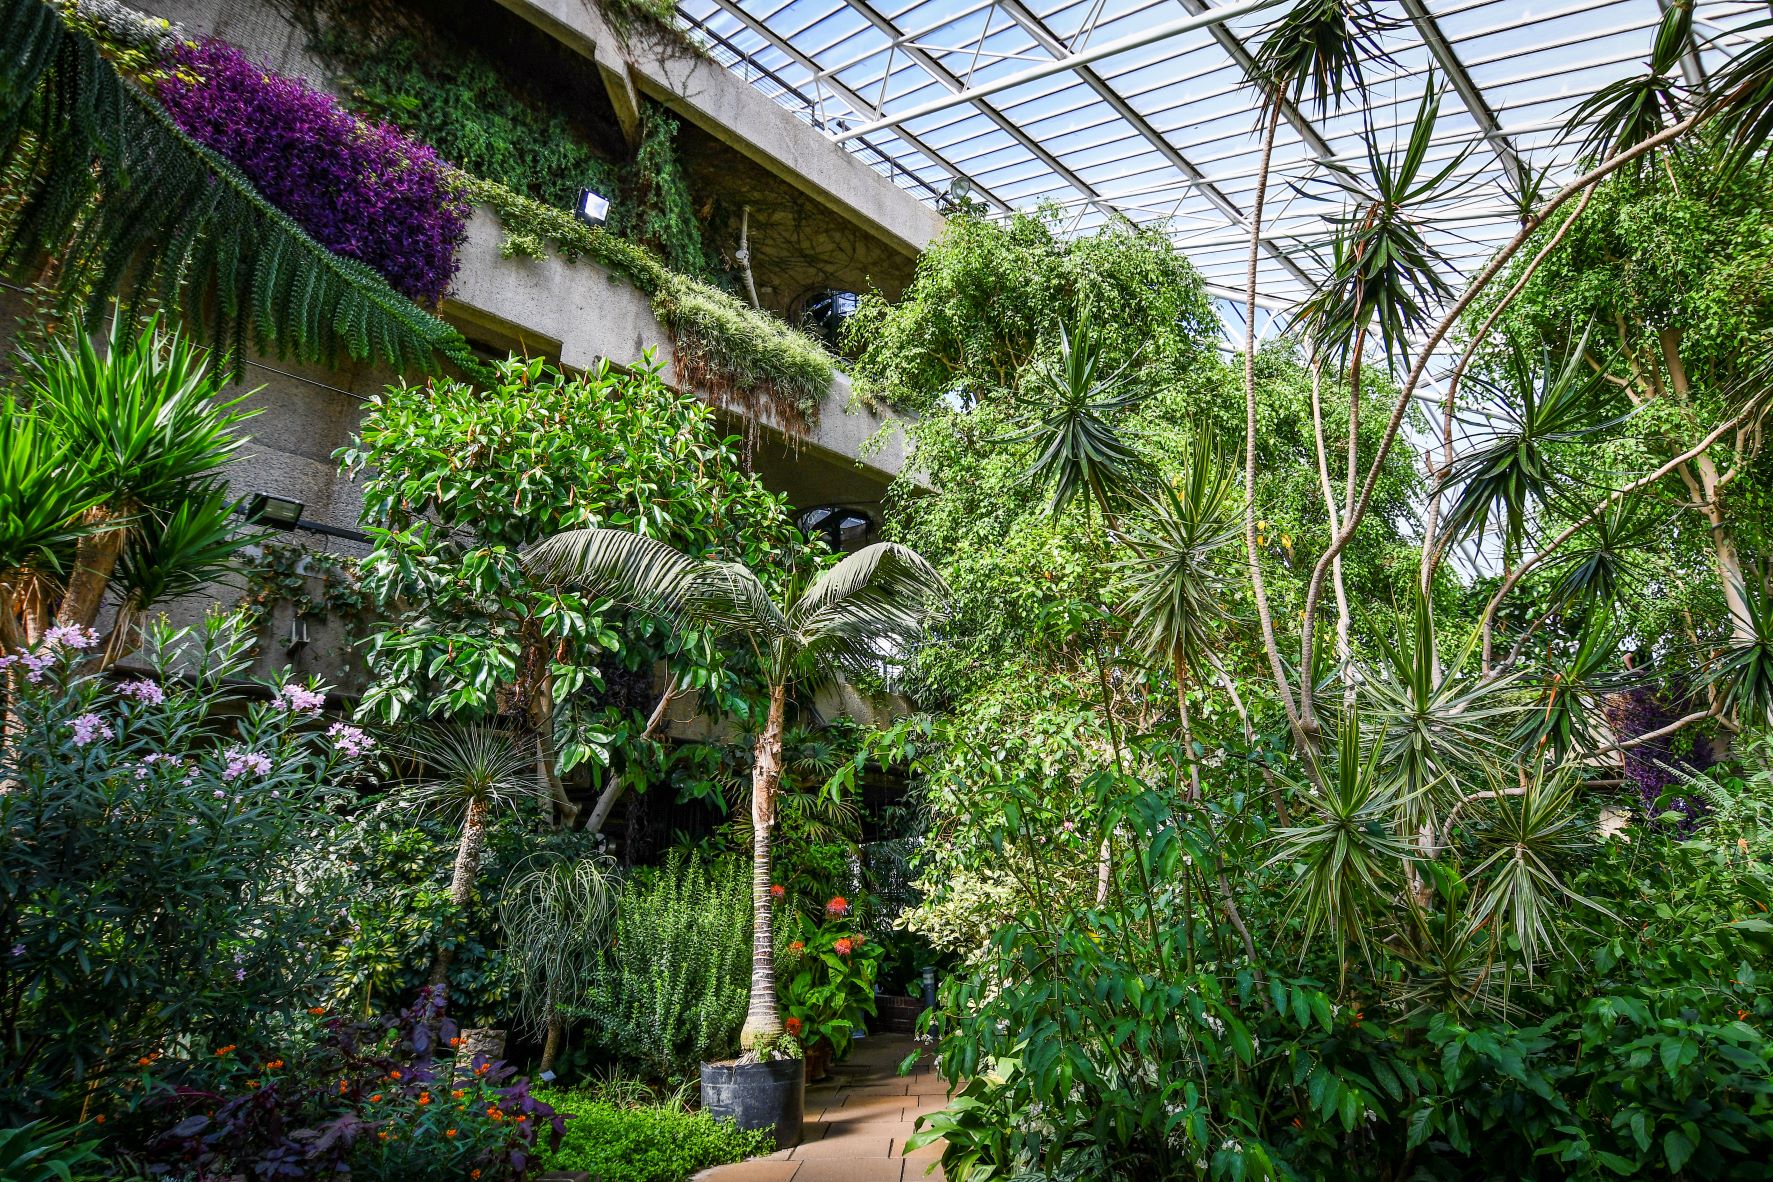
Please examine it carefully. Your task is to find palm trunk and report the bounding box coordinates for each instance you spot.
[540,1011,565,1074]
[739,682,787,1050]
[428,796,490,987]
[55,508,129,629]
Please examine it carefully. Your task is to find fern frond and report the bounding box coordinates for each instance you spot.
[0,0,483,379]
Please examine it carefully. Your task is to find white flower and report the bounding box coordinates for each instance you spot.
[70,713,112,746]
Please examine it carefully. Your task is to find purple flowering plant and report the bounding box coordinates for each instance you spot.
[0,611,378,1116]
[155,38,470,305]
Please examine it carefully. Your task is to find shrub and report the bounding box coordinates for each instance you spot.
[530,1089,771,1182]
[572,852,749,1080]
[143,987,565,1180]
[0,1121,103,1182]
[156,37,468,304]
[0,613,371,1116]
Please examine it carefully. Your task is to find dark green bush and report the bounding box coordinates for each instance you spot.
[530,1090,771,1182]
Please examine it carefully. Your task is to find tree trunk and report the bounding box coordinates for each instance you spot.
[1174,652,1201,803]
[428,795,490,986]
[739,682,787,1050]
[540,1011,565,1075]
[55,508,129,629]
[585,683,679,836]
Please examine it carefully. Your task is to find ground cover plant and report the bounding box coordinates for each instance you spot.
[531,1081,773,1182]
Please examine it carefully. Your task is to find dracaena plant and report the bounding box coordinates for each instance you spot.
[2,314,258,666]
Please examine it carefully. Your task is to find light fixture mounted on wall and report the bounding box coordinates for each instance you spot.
[242,492,304,530]
[574,187,610,228]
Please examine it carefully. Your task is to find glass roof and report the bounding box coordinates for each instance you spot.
[675,0,1766,334]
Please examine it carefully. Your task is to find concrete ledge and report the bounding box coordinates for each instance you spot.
[447,206,911,484]
[491,0,945,258]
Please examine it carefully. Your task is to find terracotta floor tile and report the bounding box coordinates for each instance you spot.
[693,1161,801,1181]
[791,1134,894,1158]
[790,1161,903,1182]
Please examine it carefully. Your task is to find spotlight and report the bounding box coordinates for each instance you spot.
[948,175,973,201]
[243,492,304,530]
[574,187,610,228]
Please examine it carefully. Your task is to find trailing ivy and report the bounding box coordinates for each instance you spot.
[461,175,834,421]
[0,0,483,378]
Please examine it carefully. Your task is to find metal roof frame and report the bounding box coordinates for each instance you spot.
[675,0,1765,313]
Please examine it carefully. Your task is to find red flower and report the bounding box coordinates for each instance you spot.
[825,896,850,917]
[789,940,805,952]
[834,938,854,957]
[770,884,786,901]
[785,1016,803,1037]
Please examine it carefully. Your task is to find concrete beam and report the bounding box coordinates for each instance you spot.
[598,52,644,148]
[490,0,946,259]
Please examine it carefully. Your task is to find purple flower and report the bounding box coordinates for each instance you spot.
[119,679,166,705]
[235,968,247,982]
[271,683,326,714]
[71,713,113,746]
[43,625,99,649]
[19,652,56,683]
[155,39,469,305]
[327,723,375,759]
[9,944,22,958]
[222,747,274,782]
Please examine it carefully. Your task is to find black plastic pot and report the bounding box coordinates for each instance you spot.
[701,1057,805,1148]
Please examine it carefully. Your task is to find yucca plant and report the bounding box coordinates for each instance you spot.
[1004,307,1149,520]
[1436,328,1624,565]
[12,314,257,651]
[400,724,548,986]
[1706,570,1773,730]
[525,529,948,1048]
[0,399,98,654]
[1267,711,1417,975]
[1509,613,1635,762]
[1563,0,1695,163]
[1114,430,1241,797]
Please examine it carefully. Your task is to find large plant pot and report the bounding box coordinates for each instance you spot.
[701,1057,805,1148]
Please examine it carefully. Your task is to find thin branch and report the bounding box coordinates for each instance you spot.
[1298,113,1704,721]
[1479,394,1767,668]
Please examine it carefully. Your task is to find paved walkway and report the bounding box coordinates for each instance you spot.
[696,1034,948,1182]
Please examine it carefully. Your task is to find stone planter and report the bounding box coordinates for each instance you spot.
[701,1057,805,1148]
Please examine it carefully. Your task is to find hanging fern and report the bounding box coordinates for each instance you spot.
[0,0,483,378]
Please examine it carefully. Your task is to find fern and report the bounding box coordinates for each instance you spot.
[0,0,483,378]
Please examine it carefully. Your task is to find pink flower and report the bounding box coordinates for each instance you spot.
[43,625,98,650]
[833,938,854,957]
[272,683,325,714]
[71,713,112,746]
[119,679,166,705]
[327,723,375,758]
[222,747,273,781]
[825,896,850,918]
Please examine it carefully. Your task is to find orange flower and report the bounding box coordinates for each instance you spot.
[138,1057,154,1066]
[417,1093,431,1106]
[445,1129,458,1139]
[214,1044,237,1056]
[1741,1009,1751,1020]
[338,1080,349,1094]
[370,1094,383,1103]
[377,1131,389,1141]
[474,1063,489,1075]
[93,1115,105,1125]
[389,1069,402,1080]
[471,1171,482,1180]
[452,1089,466,1100]
[449,1036,461,1047]
[266,1059,284,1070]
[308,1007,326,1016]
[246,1080,260,1089]
[487,1107,502,1120]
[515,1114,527,1123]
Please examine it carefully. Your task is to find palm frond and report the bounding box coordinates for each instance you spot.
[112,480,257,607]
[1703,14,1773,171]
[0,394,98,576]
[524,527,785,636]
[1707,570,1773,729]
[1562,0,1693,163]
[401,724,546,812]
[0,0,481,378]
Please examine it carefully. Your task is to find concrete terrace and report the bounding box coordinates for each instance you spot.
[696,1035,950,1182]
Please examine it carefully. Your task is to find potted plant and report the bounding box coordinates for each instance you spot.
[524,530,949,1147]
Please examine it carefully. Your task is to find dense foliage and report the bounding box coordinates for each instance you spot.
[0,0,480,377]
[533,1085,772,1182]
[156,37,468,305]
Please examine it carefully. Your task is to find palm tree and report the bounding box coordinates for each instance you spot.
[501,852,619,1073]
[402,725,549,987]
[525,531,948,1049]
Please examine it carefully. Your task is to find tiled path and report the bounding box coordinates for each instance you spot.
[695,1034,948,1182]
